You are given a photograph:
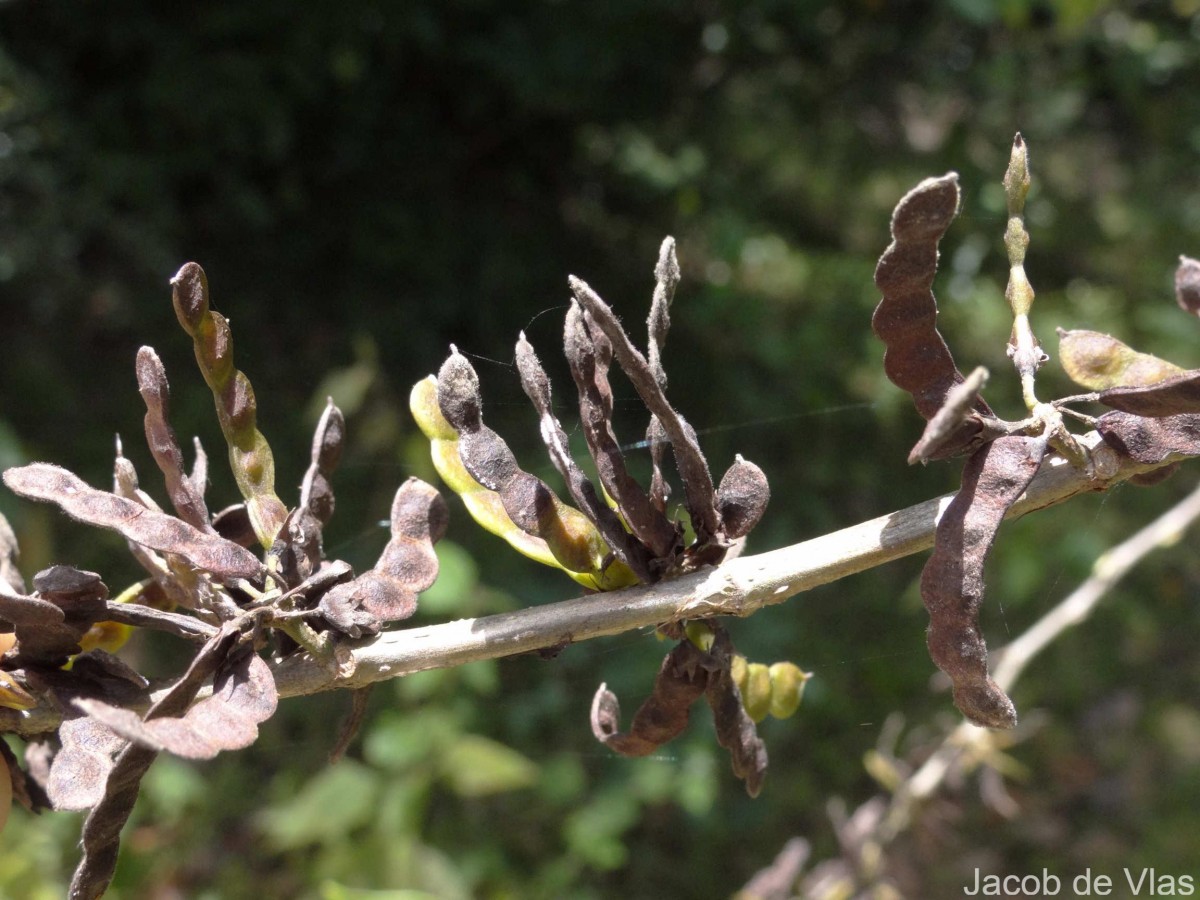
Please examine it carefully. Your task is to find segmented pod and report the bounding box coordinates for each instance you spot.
[411,372,635,591]
[731,655,811,723]
[171,263,287,548]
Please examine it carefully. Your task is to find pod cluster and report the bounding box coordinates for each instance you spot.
[0,263,446,894]
[875,135,1200,729]
[413,237,770,591]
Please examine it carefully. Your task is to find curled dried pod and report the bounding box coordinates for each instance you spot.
[590,639,710,757]
[705,632,768,797]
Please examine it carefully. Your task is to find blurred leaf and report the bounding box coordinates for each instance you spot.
[438,735,539,797]
[362,708,459,773]
[257,760,379,851]
[319,884,443,900]
[563,791,639,870]
[414,540,478,617]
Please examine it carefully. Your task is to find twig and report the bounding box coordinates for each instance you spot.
[0,429,1188,739]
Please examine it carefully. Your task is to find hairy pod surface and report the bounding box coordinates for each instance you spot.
[920,435,1047,728]
[170,263,287,547]
[873,174,992,460]
[1058,329,1184,391]
[2,465,264,585]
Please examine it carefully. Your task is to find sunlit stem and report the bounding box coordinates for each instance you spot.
[1003,133,1046,411]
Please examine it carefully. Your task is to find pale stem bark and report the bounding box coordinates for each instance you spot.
[0,430,1185,739]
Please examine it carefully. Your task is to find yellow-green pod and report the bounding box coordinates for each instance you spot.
[0,669,35,711]
[410,376,635,592]
[743,662,773,723]
[731,654,749,695]
[77,620,134,656]
[767,661,810,719]
[683,620,715,653]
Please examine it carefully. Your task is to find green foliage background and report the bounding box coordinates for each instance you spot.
[3,1,1200,897]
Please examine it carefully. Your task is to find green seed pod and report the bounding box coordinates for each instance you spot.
[767,662,810,720]
[730,653,749,695]
[683,620,715,653]
[742,662,773,723]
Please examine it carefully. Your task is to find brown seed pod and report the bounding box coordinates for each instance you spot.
[920,434,1048,729]
[516,332,657,582]
[319,477,446,634]
[75,648,277,760]
[1097,411,1200,464]
[706,645,768,798]
[2,464,264,584]
[436,347,625,585]
[135,347,212,532]
[1096,371,1200,418]
[715,455,770,540]
[569,278,722,543]
[563,304,680,564]
[589,639,710,757]
[299,398,346,527]
[1175,255,1200,317]
[873,174,992,459]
